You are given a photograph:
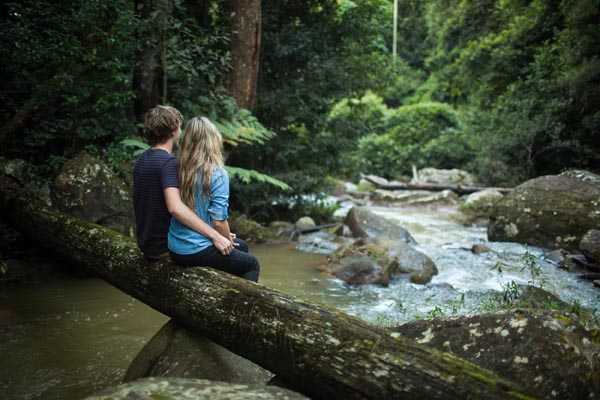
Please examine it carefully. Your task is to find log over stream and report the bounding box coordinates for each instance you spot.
[0,189,536,400]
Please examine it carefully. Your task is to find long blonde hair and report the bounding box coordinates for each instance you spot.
[178,117,224,209]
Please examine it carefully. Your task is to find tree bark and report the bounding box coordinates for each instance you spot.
[0,189,536,400]
[225,0,261,111]
[132,0,174,123]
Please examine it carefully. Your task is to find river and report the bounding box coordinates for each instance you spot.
[1,204,598,400]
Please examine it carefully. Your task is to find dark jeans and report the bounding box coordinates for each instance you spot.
[169,238,260,282]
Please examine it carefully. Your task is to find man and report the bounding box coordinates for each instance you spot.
[133,105,233,260]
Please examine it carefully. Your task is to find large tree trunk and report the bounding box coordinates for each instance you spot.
[0,189,535,400]
[132,0,174,123]
[225,0,261,111]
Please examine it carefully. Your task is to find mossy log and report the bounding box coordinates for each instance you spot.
[0,190,537,400]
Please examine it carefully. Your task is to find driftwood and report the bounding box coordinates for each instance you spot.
[362,175,514,195]
[0,189,537,400]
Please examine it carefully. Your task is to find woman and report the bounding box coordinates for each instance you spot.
[168,117,260,282]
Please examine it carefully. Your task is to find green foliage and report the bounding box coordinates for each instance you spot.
[225,166,290,192]
[216,109,276,147]
[415,0,600,184]
[0,0,137,164]
[356,100,473,178]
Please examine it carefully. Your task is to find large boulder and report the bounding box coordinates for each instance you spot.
[327,250,388,286]
[579,229,600,264]
[85,377,308,400]
[460,188,505,218]
[51,153,134,236]
[393,310,600,400]
[125,320,274,385]
[413,168,478,185]
[327,237,438,286]
[488,170,600,251]
[344,207,415,243]
[374,189,459,206]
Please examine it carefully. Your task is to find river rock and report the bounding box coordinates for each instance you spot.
[327,251,388,286]
[327,237,437,286]
[0,157,29,184]
[374,189,458,206]
[294,216,316,231]
[579,229,600,264]
[393,310,599,400]
[487,170,600,251]
[51,152,134,236]
[344,207,415,243]
[413,168,477,185]
[125,320,274,384]
[380,239,438,284]
[460,188,505,218]
[471,243,492,254]
[85,377,308,400]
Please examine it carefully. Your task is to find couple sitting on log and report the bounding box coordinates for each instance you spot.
[132,105,260,282]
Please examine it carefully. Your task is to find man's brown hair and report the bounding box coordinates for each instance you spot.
[142,105,183,146]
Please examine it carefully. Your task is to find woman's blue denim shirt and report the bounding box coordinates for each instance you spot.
[168,165,229,254]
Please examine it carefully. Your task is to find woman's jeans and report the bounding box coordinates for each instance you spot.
[169,238,260,282]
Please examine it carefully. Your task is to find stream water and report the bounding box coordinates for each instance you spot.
[1,204,598,400]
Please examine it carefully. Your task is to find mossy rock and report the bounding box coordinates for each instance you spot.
[488,170,600,251]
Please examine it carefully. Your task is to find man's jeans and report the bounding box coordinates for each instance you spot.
[169,238,260,282]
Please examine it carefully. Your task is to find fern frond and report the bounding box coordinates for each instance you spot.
[120,138,150,156]
[216,109,275,146]
[225,166,291,191]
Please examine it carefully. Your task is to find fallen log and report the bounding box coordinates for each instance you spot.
[362,175,514,195]
[0,189,536,400]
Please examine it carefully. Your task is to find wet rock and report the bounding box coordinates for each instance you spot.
[85,377,308,400]
[374,189,458,206]
[357,178,376,191]
[266,221,295,237]
[488,170,600,251]
[331,180,358,196]
[471,244,492,254]
[327,251,388,286]
[228,214,271,243]
[344,207,415,243]
[51,153,134,236]
[382,239,438,284]
[392,310,599,400]
[543,249,569,264]
[579,229,600,264]
[361,174,389,187]
[125,320,274,385]
[460,188,504,218]
[294,216,316,231]
[327,237,437,286]
[412,168,478,185]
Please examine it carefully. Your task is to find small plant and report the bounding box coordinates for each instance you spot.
[450,292,466,314]
[521,246,545,289]
[501,280,520,305]
[427,305,445,319]
[492,261,520,306]
[570,299,582,317]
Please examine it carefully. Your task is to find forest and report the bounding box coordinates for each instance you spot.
[1,0,599,222]
[1,2,600,399]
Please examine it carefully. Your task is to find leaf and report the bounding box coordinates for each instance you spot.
[225,166,291,191]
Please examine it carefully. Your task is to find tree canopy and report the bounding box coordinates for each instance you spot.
[1,0,598,220]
